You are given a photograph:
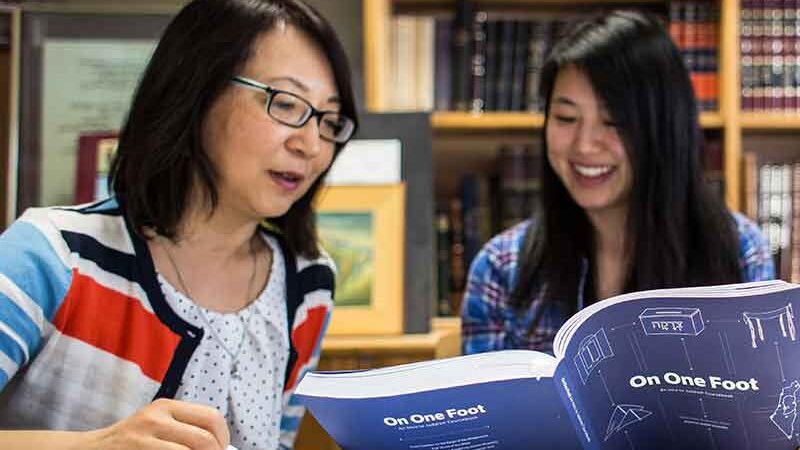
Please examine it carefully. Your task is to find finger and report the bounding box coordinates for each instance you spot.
[146,436,192,450]
[154,417,223,450]
[166,401,230,448]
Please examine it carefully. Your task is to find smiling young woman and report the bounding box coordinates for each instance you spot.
[461,10,774,355]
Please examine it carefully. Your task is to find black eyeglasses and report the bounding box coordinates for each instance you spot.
[231,76,355,144]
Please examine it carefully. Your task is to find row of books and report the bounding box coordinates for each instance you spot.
[741,0,800,110]
[435,143,542,315]
[389,0,720,113]
[743,153,800,282]
[435,135,724,316]
[389,13,569,112]
[669,0,719,111]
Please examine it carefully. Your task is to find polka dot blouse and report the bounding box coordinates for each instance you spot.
[159,234,289,450]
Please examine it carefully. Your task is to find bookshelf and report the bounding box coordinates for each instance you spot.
[363,0,800,294]
[431,110,725,130]
[363,0,745,209]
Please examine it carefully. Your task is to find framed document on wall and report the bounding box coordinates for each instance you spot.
[18,8,174,215]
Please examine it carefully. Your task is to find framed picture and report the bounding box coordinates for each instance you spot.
[74,131,118,204]
[316,184,405,336]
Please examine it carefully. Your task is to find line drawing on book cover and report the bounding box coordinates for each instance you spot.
[574,328,614,384]
[604,404,652,441]
[679,415,731,431]
[770,380,800,439]
[742,303,796,349]
[639,307,704,336]
[679,397,730,432]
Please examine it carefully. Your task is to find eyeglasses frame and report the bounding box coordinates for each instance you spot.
[230,75,354,144]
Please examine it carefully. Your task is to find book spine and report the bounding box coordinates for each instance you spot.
[462,173,483,271]
[781,0,797,113]
[435,208,452,316]
[498,143,531,229]
[510,20,530,111]
[782,164,793,279]
[743,0,756,110]
[765,0,784,111]
[434,18,454,111]
[448,198,466,313]
[701,135,724,199]
[495,20,515,111]
[483,19,499,111]
[696,1,719,111]
[754,0,767,110]
[743,151,759,220]
[390,15,416,111]
[791,163,800,282]
[452,0,474,111]
[416,16,436,111]
[470,11,488,113]
[526,20,552,112]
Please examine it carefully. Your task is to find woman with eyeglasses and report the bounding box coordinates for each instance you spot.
[461,11,773,356]
[0,0,356,449]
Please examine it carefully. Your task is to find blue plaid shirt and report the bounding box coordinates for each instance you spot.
[461,212,775,355]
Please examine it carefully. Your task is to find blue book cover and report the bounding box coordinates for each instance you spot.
[297,281,800,450]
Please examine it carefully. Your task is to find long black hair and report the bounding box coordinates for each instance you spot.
[109,0,358,258]
[511,10,742,319]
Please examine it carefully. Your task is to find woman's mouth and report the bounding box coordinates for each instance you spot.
[573,164,612,177]
[269,170,303,191]
[571,163,615,186]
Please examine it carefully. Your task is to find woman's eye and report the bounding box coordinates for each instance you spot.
[274,100,298,111]
[553,115,577,123]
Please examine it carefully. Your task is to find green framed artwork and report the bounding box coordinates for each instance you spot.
[317,212,374,307]
[316,184,405,335]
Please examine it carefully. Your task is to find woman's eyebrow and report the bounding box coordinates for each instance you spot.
[552,96,577,107]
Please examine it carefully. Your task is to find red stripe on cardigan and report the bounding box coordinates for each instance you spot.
[285,305,328,391]
[53,270,181,382]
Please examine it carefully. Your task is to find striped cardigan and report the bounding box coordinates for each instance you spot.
[0,198,334,449]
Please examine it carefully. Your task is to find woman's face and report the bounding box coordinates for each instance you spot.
[545,65,632,215]
[201,24,340,221]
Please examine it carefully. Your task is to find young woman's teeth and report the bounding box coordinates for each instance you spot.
[574,165,612,177]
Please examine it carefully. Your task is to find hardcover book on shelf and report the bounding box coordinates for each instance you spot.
[451,0,474,111]
[434,18,454,111]
[297,280,800,450]
[469,10,488,113]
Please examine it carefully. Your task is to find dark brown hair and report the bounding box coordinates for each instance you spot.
[513,11,742,322]
[110,0,358,258]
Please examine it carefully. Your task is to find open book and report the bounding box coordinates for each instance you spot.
[296,280,800,449]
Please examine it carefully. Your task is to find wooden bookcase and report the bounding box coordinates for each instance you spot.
[361,0,792,212]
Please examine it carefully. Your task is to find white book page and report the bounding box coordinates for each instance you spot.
[296,350,558,399]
